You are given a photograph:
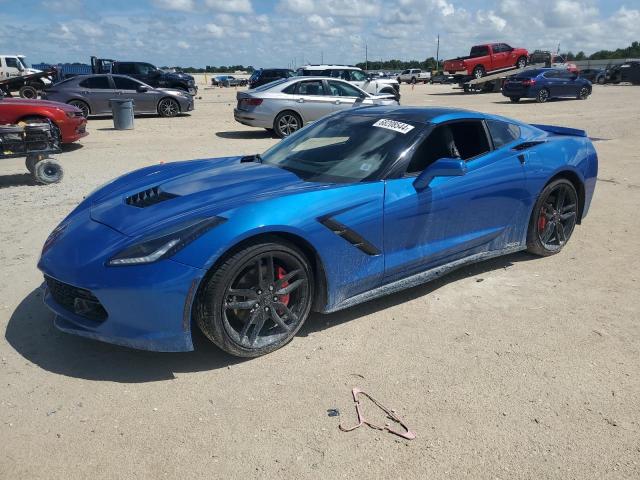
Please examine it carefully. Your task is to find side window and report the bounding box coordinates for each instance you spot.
[502,44,512,52]
[297,80,324,95]
[402,70,409,75]
[282,83,296,94]
[136,63,154,75]
[328,69,342,78]
[5,57,19,68]
[486,120,521,149]
[448,121,491,160]
[116,63,136,75]
[79,76,112,89]
[350,70,367,81]
[113,76,143,90]
[327,80,364,97]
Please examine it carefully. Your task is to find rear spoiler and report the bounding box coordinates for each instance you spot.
[531,124,587,137]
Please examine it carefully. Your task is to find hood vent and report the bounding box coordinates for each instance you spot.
[125,186,178,208]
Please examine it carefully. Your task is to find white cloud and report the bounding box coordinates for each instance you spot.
[152,0,194,12]
[205,0,253,13]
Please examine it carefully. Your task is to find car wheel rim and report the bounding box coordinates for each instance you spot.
[278,115,299,136]
[221,252,310,349]
[518,59,526,68]
[537,184,577,251]
[539,90,548,101]
[580,88,588,98]
[72,102,88,117]
[160,100,178,116]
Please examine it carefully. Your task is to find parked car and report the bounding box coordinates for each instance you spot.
[0,93,87,144]
[42,74,194,118]
[212,75,247,87]
[578,68,605,83]
[91,57,197,95]
[528,51,579,72]
[430,71,455,84]
[598,61,640,85]
[502,68,592,103]
[397,69,431,84]
[234,76,398,138]
[297,65,400,99]
[248,68,294,89]
[444,43,529,78]
[38,106,597,356]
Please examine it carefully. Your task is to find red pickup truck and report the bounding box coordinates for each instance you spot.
[444,43,529,78]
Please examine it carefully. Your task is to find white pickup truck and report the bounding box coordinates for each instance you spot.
[397,68,431,84]
[0,55,53,98]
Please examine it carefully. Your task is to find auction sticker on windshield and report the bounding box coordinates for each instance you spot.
[373,119,415,134]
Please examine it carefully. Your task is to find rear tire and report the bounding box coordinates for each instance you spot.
[516,56,527,69]
[510,96,521,103]
[411,77,416,84]
[195,240,314,357]
[526,179,578,256]
[273,111,301,138]
[472,65,485,79]
[536,88,550,103]
[19,85,38,99]
[68,100,90,118]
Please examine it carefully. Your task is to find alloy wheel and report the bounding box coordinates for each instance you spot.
[277,114,300,137]
[159,99,179,117]
[69,101,89,118]
[221,252,310,349]
[536,183,578,251]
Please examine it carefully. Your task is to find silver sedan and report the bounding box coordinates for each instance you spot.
[234,77,398,138]
[42,74,194,118]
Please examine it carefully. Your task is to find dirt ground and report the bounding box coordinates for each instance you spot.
[1,81,639,479]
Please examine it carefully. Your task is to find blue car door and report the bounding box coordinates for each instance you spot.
[383,119,529,282]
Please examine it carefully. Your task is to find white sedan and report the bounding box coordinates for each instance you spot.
[234,77,399,138]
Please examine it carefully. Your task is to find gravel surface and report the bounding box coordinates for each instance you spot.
[1,82,639,479]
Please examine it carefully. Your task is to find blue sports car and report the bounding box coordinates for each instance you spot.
[38,107,598,357]
[502,68,592,103]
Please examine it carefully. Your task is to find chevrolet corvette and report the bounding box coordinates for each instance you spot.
[38,107,598,357]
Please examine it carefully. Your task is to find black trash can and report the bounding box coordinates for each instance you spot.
[109,98,135,130]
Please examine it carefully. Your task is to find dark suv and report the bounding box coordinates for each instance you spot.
[248,68,294,89]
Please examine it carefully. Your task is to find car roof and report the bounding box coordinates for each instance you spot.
[340,106,490,125]
[300,65,359,70]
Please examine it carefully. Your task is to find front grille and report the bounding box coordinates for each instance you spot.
[125,186,178,208]
[45,276,107,322]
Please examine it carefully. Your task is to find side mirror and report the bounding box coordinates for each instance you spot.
[413,158,466,190]
[137,85,149,93]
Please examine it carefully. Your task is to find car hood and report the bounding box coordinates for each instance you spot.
[0,97,77,111]
[89,157,332,237]
[165,72,194,82]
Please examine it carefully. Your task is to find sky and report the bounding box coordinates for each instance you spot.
[0,0,638,68]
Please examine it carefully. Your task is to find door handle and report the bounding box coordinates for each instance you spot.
[517,154,526,165]
[297,98,304,103]
[334,100,341,104]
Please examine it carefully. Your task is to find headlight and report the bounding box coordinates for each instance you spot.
[108,217,226,266]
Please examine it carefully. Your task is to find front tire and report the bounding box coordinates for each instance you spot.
[273,111,301,138]
[158,98,180,117]
[577,86,590,100]
[510,96,521,103]
[411,77,417,84]
[526,179,578,256]
[536,88,550,103]
[516,56,527,69]
[195,240,314,357]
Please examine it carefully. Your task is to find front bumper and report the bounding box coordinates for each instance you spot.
[233,108,272,128]
[61,118,89,144]
[38,211,204,352]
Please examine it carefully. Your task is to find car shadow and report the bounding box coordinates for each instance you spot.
[88,113,191,122]
[0,173,38,189]
[61,143,84,153]
[215,130,276,140]
[5,251,536,383]
[493,97,576,104]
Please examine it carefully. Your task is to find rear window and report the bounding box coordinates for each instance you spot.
[253,78,290,92]
[513,69,542,79]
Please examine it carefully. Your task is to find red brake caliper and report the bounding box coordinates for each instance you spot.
[538,208,547,232]
[277,266,290,306]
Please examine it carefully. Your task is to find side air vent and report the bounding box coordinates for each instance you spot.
[125,186,178,208]
[513,141,545,151]
[319,216,381,256]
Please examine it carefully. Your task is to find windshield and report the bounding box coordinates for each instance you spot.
[18,57,30,69]
[261,114,424,183]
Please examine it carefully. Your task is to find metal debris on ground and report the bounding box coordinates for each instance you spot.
[339,387,416,440]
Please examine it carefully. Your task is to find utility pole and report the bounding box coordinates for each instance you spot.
[365,43,368,71]
[436,34,440,71]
